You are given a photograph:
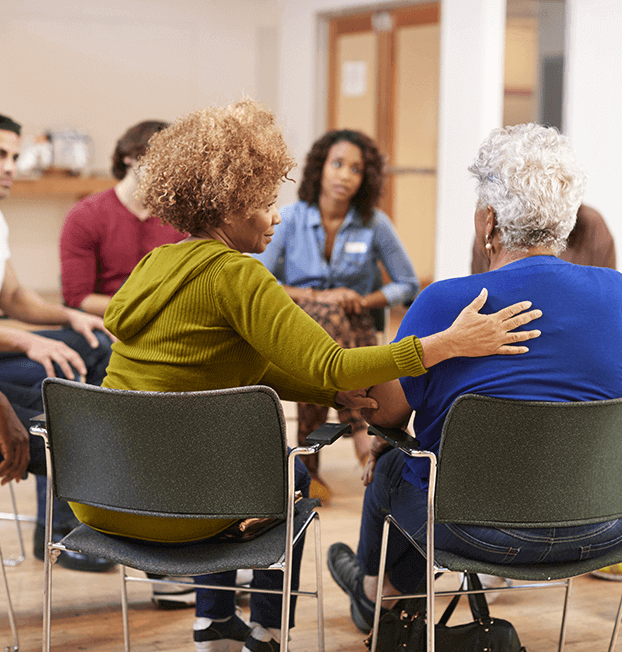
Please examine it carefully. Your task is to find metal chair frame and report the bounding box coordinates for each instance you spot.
[31,379,348,652]
[1,539,19,651]
[367,394,622,652]
[0,482,31,567]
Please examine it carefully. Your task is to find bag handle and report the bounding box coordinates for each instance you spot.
[465,573,491,621]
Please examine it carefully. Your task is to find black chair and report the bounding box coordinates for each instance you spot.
[368,394,622,652]
[30,378,349,652]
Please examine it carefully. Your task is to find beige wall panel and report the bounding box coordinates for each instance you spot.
[335,32,377,137]
[504,18,538,90]
[393,22,439,285]
[503,18,538,126]
[394,175,437,284]
[503,94,537,126]
[395,24,440,168]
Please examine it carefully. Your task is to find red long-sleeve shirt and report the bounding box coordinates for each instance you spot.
[60,188,184,307]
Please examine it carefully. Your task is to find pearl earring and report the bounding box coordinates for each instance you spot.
[485,241,492,251]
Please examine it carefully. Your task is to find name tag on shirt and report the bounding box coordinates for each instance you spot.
[345,241,368,254]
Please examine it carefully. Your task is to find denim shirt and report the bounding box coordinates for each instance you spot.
[254,201,419,306]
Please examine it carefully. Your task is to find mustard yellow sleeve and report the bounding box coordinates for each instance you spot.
[216,255,427,392]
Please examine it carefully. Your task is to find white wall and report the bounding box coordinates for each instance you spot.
[565,0,622,267]
[1,0,280,291]
[435,0,506,281]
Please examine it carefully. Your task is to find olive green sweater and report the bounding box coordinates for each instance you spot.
[72,240,426,542]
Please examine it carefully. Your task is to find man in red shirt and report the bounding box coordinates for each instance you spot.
[60,121,185,317]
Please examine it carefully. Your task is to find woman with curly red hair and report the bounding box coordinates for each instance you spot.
[255,130,419,499]
[67,100,540,652]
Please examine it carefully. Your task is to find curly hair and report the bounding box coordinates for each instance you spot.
[298,129,385,222]
[111,120,170,180]
[137,100,295,234]
[468,123,587,254]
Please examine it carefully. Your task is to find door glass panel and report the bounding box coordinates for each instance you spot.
[393,23,440,286]
[335,32,377,135]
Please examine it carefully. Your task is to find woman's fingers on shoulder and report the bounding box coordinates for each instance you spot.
[504,308,543,330]
[495,300,533,319]
[496,344,531,355]
[507,328,541,342]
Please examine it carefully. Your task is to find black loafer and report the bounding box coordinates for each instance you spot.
[327,542,387,634]
[33,522,117,573]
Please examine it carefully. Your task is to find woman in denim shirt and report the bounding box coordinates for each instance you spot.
[256,130,419,499]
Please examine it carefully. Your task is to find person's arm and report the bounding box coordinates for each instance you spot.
[359,379,413,486]
[79,293,112,317]
[60,202,103,312]
[373,211,420,306]
[216,257,541,397]
[0,261,115,377]
[417,288,540,366]
[361,379,412,428]
[0,391,29,485]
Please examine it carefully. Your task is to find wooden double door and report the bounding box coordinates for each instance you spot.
[327,2,440,287]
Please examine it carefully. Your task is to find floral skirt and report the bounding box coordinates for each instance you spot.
[296,298,378,474]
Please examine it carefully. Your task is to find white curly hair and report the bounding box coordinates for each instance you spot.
[468,123,587,254]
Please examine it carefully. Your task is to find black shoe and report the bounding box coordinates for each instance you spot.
[193,614,252,651]
[242,625,280,652]
[327,542,379,634]
[33,522,116,573]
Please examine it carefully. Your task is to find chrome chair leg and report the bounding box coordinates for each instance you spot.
[313,512,325,652]
[1,542,19,651]
[1,483,27,567]
[608,592,622,652]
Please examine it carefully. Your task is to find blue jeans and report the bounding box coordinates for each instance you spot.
[357,448,622,594]
[194,455,311,629]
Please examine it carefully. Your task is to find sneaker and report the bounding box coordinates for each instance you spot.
[242,625,280,652]
[327,542,379,634]
[149,573,196,609]
[194,614,252,652]
[592,564,622,581]
[236,569,253,586]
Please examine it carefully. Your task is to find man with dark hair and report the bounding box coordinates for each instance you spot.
[0,112,115,572]
[60,120,185,316]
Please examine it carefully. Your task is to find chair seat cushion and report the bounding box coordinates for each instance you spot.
[57,498,320,576]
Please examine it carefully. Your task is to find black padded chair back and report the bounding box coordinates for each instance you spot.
[41,378,288,520]
[435,394,622,528]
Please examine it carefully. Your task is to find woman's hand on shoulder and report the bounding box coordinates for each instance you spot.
[419,288,542,367]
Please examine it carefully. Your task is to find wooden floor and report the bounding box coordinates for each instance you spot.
[2,419,622,652]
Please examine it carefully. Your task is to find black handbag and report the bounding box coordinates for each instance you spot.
[365,574,526,652]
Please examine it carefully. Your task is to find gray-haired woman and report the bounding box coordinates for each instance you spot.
[328,123,622,633]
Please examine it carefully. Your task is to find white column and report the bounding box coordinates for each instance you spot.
[435,0,507,281]
[565,0,622,269]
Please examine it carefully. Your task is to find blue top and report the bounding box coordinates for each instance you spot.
[254,201,419,306]
[396,256,622,487]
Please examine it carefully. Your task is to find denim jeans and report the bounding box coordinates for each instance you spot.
[194,455,311,629]
[356,448,622,594]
